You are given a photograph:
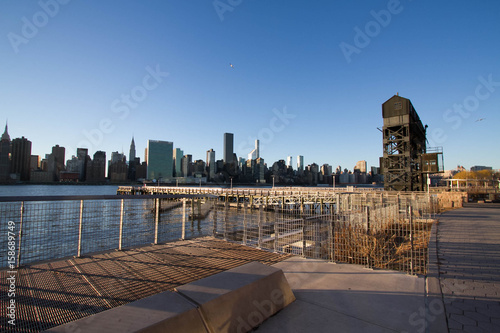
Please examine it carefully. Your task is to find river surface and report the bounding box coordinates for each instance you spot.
[0,185,288,268]
[0,185,119,197]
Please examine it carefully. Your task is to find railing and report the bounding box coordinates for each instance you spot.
[0,194,216,268]
[1,192,438,275]
[213,192,438,275]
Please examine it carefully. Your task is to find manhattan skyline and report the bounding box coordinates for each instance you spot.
[1,1,499,170]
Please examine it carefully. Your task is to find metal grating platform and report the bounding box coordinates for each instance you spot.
[0,237,292,332]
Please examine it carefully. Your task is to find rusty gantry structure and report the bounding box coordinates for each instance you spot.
[381,94,443,191]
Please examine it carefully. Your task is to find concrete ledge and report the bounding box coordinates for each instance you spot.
[45,262,295,333]
[176,261,296,333]
[44,291,207,333]
[425,221,448,333]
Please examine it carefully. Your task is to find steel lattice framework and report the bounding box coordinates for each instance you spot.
[381,95,427,191]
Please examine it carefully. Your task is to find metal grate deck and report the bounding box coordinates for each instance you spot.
[0,237,292,332]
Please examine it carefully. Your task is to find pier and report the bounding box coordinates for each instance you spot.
[0,189,468,332]
[117,185,386,212]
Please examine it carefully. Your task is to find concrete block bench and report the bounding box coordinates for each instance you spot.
[176,261,296,333]
[45,290,206,333]
[45,261,295,333]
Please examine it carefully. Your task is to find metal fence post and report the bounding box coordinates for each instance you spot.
[274,215,278,253]
[274,202,279,252]
[224,200,228,241]
[397,193,401,217]
[182,199,186,240]
[258,204,263,248]
[118,199,124,250]
[77,200,84,257]
[243,201,247,245]
[212,199,217,237]
[302,218,306,257]
[16,202,24,268]
[365,206,370,236]
[328,215,333,262]
[409,205,414,275]
[336,193,341,216]
[154,198,159,244]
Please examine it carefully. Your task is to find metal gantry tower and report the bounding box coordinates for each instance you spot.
[381,95,442,191]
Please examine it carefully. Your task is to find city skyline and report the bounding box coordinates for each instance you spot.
[0,117,496,188]
[1,109,498,177]
[1,1,499,170]
[0,122,381,175]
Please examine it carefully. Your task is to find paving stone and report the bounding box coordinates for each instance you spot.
[447,318,463,330]
[482,285,500,296]
[436,205,500,332]
[463,324,484,333]
[460,290,483,298]
[445,305,463,315]
[478,321,500,331]
[463,311,490,324]
[450,301,477,312]
[476,306,500,319]
[450,313,477,326]
[486,303,500,316]
[443,297,456,306]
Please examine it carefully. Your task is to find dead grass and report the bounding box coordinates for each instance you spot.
[332,220,433,275]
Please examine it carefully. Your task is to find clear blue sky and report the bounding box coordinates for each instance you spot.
[1,0,499,171]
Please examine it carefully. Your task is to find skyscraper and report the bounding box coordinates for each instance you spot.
[108,151,128,182]
[247,140,259,160]
[173,148,183,177]
[286,156,293,169]
[0,123,11,181]
[354,160,367,173]
[110,151,125,164]
[76,148,89,181]
[297,155,304,173]
[256,157,265,183]
[30,155,40,171]
[147,140,173,181]
[223,133,234,164]
[181,154,192,177]
[51,145,65,181]
[129,137,136,163]
[11,136,32,181]
[206,148,216,180]
[128,137,136,181]
[87,151,106,182]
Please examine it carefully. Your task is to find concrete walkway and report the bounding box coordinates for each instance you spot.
[257,257,426,332]
[436,203,500,332]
